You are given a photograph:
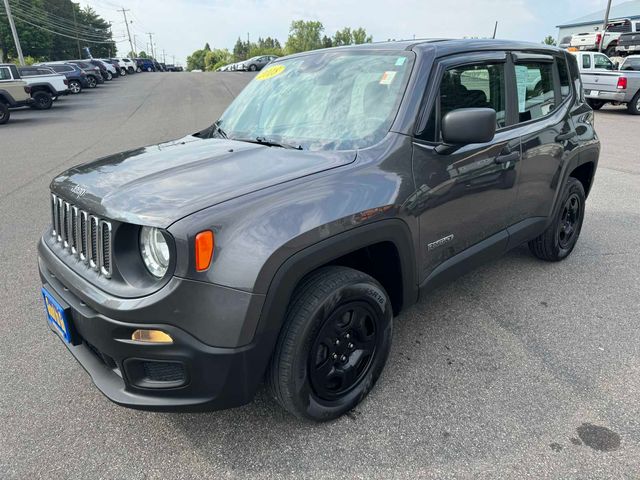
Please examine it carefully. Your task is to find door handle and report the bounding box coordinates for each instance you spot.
[555,131,577,142]
[494,151,520,164]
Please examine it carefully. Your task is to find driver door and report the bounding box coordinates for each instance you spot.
[410,53,521,280]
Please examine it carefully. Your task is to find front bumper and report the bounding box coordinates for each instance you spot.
[38,239,270,411]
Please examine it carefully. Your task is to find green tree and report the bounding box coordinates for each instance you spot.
[352,27,372,44]
[542,35,557,46]
[284,20,324,54]
[333,27,352,46]
[233,37,249,61]
[321,35,333,48]
[204,48,233,71]
[137,51,148,59]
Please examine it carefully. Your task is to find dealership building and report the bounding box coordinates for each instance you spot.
[557,0,640,42]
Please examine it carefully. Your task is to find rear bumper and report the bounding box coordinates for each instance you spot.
[617,45,640,53]
[585,90,625,102]
[37,239,271,411]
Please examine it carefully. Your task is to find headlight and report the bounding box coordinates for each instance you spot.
[140,226,170,278]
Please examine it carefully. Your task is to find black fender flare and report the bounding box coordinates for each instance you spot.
[249,218,418,359]
[28,82,56,95]
[0,90,16,106]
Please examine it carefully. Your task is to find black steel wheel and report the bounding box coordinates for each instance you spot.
[529,177,586,261]
[31,91,53,110]
[268,266,393,421]
[0,102,9,125]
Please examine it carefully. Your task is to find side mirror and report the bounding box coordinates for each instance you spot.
[439,108,497,149]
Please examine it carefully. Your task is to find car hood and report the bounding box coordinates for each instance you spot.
[51,135,356,227]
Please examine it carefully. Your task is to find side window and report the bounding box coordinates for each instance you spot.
[515,62,556,122]
[0,67,11,80]
[594,54,614,70]
[421,62,506,142]
[582,54,591,69]
[557,57,571,99]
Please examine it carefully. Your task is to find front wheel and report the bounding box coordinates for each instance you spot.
[87,76,97,88]
[137,67,142,73]
[249,64,257,71]
[31,91,53,110]
[120,68,127,76]
[0,102,9,124]
[587,98,604,110]
[268,266,393,421]
[627,91,640,115]
[106,71,113,81]
[529,177,586,261]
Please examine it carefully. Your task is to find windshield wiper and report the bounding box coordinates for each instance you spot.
[234,136,303,150]
[210,120,228,139]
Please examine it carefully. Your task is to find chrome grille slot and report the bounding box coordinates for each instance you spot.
[79,210,88,261]
[48,194,114,280]
[89,215,99,270]
[100,221,112,277]
[71,206,79,255]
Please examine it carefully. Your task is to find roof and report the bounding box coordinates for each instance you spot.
[557,0,640,28]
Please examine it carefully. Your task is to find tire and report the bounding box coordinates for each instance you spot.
[249,64,258,71]
[105,71,113,81]
[605,45,617,57]
[586,98,604,110]
[0,102,9,125]
[146,66,152,72]
[87,76,97,88]
[31,91,53,110]
[137,67,142,73]
[528,177,586,261]
[120,68,127,76]
[268,266,393,421]
[627,91,640,115]
[68,80,82,94]
[128,67,135,74]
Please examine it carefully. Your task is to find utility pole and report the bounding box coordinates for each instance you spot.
[162,49,166,64]
[492,21,498,39]
[119,8,135,57]
[2,0,25,65]
[147,33,155,59]
[599,0,613,52]
[71,3,82,58]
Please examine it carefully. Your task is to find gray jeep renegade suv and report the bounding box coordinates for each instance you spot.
[38,39,600,421]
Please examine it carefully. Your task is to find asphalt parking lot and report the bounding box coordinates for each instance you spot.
[1,72,639,479]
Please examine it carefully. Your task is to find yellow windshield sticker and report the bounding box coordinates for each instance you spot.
[256,65,285,80]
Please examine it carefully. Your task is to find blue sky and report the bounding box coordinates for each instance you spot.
[83,0,626,65]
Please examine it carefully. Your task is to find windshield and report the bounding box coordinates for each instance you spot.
[217,50,414,151]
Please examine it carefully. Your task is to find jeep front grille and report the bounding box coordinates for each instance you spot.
[51,193,113,278]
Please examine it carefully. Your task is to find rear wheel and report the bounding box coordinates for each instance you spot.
[529,177,586,261]
[627,91,640,115]
[105,71,113,81]
[31,91,53,110]
[587,98,604,110]
[604,45,617,57]
[68,80,82,94]
[120,68,127,76]
[87,76,97,88]
[137,67,142,73]
[268,266,393,421]
[0,102,9,125]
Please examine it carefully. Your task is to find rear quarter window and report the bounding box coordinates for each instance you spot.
[557,57,571,99]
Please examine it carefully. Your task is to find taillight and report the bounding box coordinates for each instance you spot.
[595,33,602,46]
[617,76,628,89]
[194,230,214,272]
[24,86,31,94]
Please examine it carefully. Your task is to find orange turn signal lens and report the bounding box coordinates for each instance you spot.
[195,230,214,272]
[131,329,173,344]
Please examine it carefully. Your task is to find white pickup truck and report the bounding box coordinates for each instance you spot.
[570,51,640,114]
[570,19,640,57]
[12,65,69,110]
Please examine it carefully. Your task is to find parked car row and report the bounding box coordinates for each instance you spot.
[564,18,640,57]
[215,55,279,72]
[0,56,171,125]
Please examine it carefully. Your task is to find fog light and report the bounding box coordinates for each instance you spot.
[131,329,173,344]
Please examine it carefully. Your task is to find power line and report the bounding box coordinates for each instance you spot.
[1,10,118,44]
[9,0,111,37]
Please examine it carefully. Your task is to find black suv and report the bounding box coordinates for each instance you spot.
[38,40,599,421]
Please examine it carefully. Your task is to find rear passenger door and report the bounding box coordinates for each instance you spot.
[411,52,521,278]
[510,52,579,231]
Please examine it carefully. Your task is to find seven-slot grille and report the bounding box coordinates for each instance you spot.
[51,193,113,278]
